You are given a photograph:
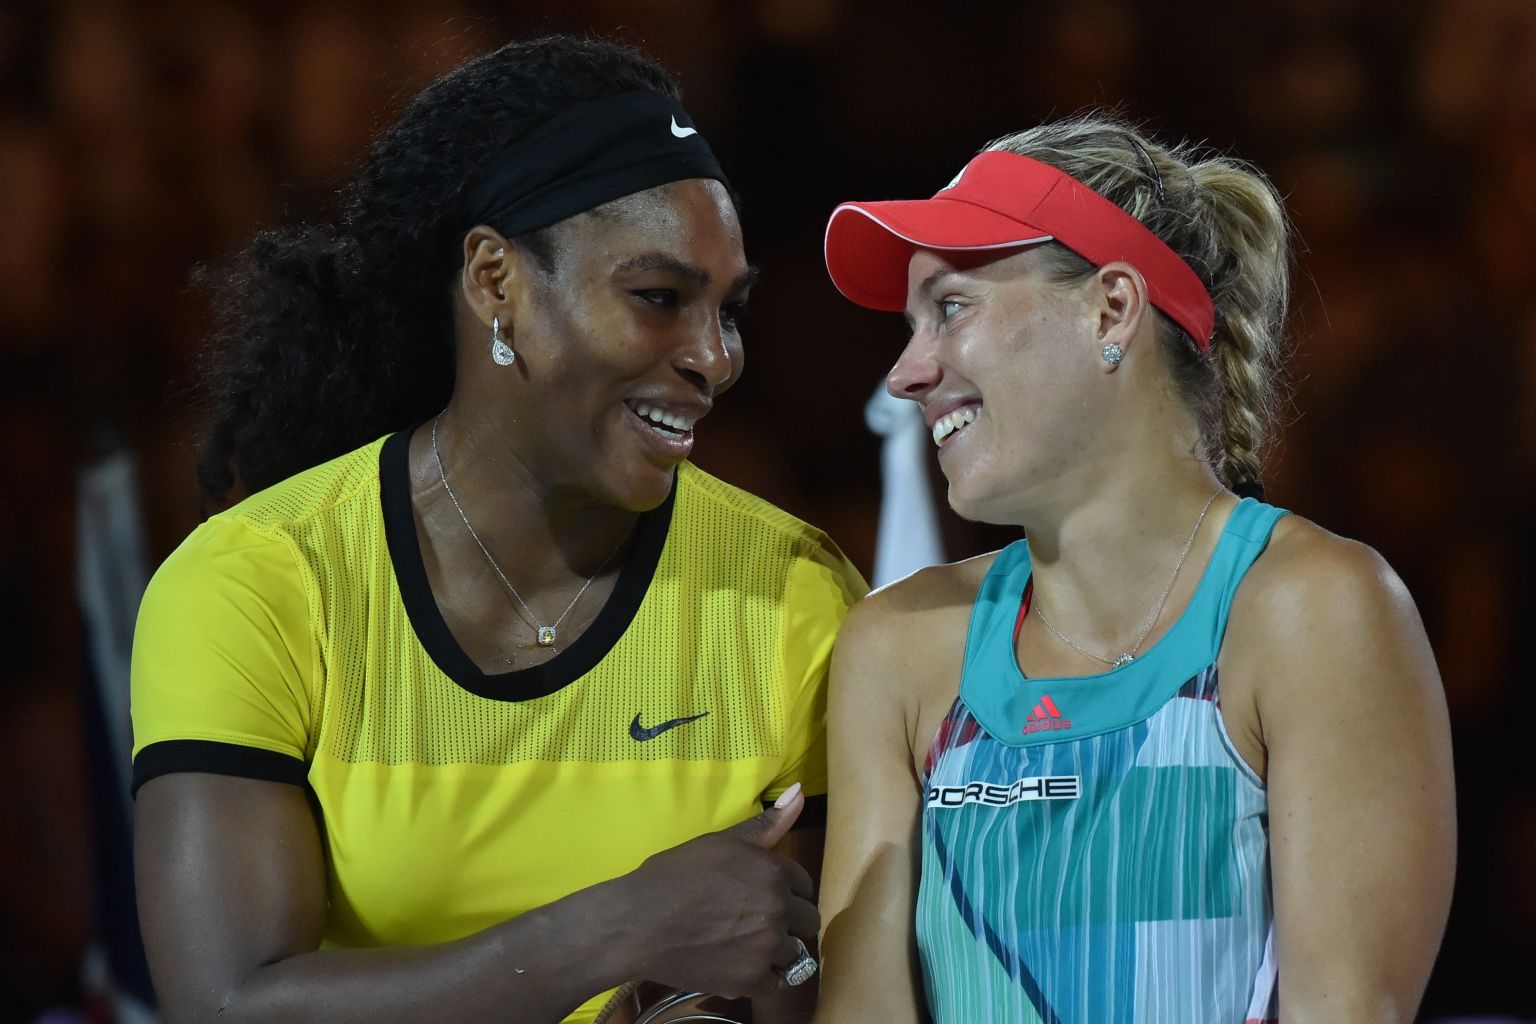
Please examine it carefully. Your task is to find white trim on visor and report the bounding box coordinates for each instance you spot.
[824,203,1055,261]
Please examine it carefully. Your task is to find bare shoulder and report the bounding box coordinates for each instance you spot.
[1234,514,1424,645]
[832,552,1000,758]
[836,551,998,675]
[1227,512,1441,720]
[846,552,997,631]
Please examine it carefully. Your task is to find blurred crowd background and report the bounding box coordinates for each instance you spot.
[4,0,1534,1019]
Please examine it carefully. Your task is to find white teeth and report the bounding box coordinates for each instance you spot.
[931,406,979,446]
[630,401,695,433]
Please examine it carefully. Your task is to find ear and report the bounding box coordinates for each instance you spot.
[1092,261,1153,370]
[459,224,523,331]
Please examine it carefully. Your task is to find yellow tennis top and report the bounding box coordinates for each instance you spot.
[131,429,866,1022]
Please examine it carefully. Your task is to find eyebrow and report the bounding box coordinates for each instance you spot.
[903,268,967,327]
[920,267,965,297]
[614,253,760,293]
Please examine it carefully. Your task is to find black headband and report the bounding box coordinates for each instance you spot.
[461,89,730,237]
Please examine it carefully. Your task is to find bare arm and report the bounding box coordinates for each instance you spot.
[136,773,817,1023]
[814,596,932,1024]
[1234,530,1455,1022]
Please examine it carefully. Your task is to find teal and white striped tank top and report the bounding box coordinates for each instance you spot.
[916,498,1286,1023]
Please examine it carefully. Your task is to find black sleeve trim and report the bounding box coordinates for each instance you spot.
[761,792,827,831]
[131,740,308,797]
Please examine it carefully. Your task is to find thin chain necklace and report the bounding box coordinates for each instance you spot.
[431,415,630,649]
[1032,489,1223,669]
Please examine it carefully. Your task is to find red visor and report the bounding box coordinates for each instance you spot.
[823,151,1215,349]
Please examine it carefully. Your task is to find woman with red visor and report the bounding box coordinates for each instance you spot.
[814,114,1454,1023]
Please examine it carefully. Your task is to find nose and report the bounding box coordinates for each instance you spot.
[674,318,735,393]
[886,325,942,402]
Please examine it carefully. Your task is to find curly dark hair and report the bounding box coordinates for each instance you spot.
[193,36,679,506]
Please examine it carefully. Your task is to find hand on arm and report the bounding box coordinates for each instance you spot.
[750,823,825,1024]
[753,536,866,1024]
[1237,532,1455,1023]
[618,786,819,999]
[136,774,819,1023]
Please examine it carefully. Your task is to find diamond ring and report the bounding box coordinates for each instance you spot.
[779,936,818,987]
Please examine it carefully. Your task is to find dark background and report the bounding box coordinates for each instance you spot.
[4,0,1533,1019]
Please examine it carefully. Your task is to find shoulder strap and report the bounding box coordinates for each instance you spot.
[1183,497,1288,662]
[959,540,1032,706]
[957,499,1288,748]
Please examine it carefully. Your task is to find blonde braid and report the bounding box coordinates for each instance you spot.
[1188,161,1290,487]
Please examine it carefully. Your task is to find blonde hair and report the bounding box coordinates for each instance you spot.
[986,113,1292,487]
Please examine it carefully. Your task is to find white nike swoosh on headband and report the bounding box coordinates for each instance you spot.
[670,116,698,138]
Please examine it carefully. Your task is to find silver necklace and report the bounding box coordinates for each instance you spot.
[1032,489,1222,668]
[431,415,629,649]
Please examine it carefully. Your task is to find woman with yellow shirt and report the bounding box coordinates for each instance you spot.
[130,35,863,1024]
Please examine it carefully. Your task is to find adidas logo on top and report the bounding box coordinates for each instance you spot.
[1023,693,1072,735]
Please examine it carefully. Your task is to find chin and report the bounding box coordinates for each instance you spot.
[607,462,679,512]
[944,474,1027,528]
[944,483,990,525]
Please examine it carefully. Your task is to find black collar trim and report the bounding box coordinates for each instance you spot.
[379,427,675,702]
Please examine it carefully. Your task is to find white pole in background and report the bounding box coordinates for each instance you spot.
[865,384,946,587]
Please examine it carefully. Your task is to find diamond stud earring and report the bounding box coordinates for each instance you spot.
[1101,342,1124,367]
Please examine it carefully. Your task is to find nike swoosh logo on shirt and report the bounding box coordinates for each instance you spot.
[670,116,698,138]
[630,711,710,742]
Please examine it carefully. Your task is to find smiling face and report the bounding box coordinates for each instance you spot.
[889,246,1107,524]
[465,178,753,511]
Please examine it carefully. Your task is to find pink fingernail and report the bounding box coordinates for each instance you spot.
[774,782,802,809]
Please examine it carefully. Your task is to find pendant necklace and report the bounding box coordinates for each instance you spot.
[432,415,629,649]
[1031,489,1222,668]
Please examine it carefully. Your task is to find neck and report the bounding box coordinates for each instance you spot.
[1023,448,1227,653]
[418,405,642,591]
